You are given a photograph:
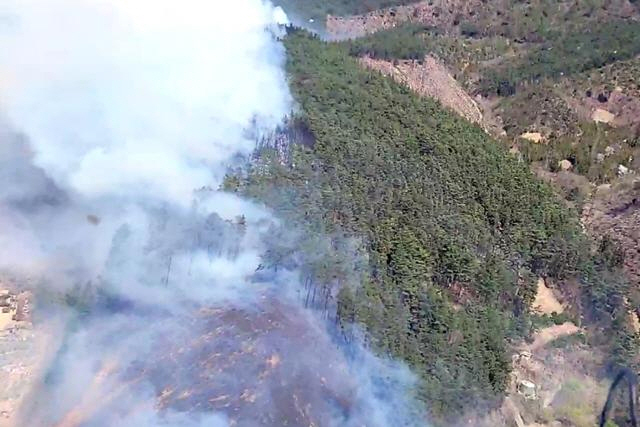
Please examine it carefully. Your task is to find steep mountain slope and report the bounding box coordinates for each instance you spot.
[328,0,640,286]
[226,29,636,425]
[264,2,640,424]
[3,1,638,425]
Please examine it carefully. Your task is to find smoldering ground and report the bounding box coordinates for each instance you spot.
[0,1,424,425]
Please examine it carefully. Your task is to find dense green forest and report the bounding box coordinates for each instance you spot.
[225,30,636,423]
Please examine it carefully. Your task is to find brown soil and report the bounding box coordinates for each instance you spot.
[531,278,564,316]
[560,60,640,130]
[466,321,604,427]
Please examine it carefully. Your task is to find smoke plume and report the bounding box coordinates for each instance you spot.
[0,1,423,425]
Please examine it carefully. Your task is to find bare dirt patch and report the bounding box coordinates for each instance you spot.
[560,59,640,129]
[520,132,545,144]
[591,108,615,124]
[531,278,564,315]
[359,55,508,135]
[469,322,605,427]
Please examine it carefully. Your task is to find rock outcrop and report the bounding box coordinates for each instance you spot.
[592,108,615,124]
[558,160,573,171]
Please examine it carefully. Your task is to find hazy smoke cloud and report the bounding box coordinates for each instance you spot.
[0,0,291,291]
[0,1,422,425]
[1,0,291,203]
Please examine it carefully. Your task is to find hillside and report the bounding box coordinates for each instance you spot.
[323,0,640,289]
[323,0,639,39]
[2,1,640,426]
[233,1,640,424]
[225,28,637,425]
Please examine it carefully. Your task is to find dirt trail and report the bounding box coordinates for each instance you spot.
[528,322,580,352]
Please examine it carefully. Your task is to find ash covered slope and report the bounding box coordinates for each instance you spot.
[0,1,424,426]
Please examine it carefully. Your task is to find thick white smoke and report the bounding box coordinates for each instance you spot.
[1,0,290,203]
[0,1,423,425]
[0,0,290,296]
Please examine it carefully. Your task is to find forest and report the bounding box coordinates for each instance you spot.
[224,29,636,424]
[334,14,640,184]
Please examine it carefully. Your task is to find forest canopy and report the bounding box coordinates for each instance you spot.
[225,29,635,424]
